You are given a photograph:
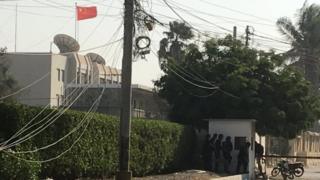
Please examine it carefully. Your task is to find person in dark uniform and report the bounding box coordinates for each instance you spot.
[222,136,233,173]
[255,141,264,175]
[237,141,251,173]
[209,134,217,170]
[214,134,223,172]
[202,134,212,171]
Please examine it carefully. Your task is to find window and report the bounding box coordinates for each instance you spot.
[56,94,60,107]
[81,73,86,84]
[61,70,65,82]
[133,99,137,109]
[57,69,61,81]
[76,72,80,84]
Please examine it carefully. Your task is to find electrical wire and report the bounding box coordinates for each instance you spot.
[6,38,123,56]
[0,83,82,147]
[23,17,74,50]
[198,0,275,23]
[1,83,92,150]
[160,0,275,27]
[0,6,72,19]
[161,0,232,34]
[3,88,104,163]
[150,43,240,99]
[81,0,119,45]
[0,72,50,101]
[32,0,72,13]
[100,20,124,64]
[11,87,105,154]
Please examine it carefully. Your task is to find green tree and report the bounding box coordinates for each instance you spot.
[158,21,194,66]
[276,2,320,89]
[0,47,17,100]
[155,35,320,138]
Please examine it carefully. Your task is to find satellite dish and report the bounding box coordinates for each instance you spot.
[86,53,106,65]
[53,34,80,53]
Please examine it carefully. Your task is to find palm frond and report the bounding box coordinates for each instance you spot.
[276,17,302,43]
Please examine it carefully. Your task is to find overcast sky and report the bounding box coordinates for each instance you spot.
[0,0,318,87]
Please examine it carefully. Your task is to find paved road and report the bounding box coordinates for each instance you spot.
[267,167,320,180]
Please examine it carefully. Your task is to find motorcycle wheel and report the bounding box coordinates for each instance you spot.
[271,167,280,177]
[294,167,304,177]
[288,173,295,179]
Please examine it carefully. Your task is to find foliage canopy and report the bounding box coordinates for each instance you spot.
[277,2,320,88]
[155,22,320,138]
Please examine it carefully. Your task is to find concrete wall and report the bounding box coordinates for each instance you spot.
[7,53,68,107]
[7,53,52,106]
[50,54,68,107]
[68,85,169,120]
[6,52,123,108]
[208,119,255,180]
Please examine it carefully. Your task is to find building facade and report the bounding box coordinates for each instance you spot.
[68,84,168,120]
[6,52,121,108]
[4,34,168,119]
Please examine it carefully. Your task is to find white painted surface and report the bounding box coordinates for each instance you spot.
[7,53,52,106]
[50,54,68,107]
[208,119,255,180]
[7,53,68,107]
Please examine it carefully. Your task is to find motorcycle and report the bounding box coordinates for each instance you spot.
[271,159,304,179]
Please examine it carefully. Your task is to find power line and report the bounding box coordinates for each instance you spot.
[198,0,275,23]
[0,83,81,147]
[253,33,291,45]
[0,72,50,101]
[23,17,74,50]
[3,93,101,163]
[164,0,275,27]
[0,6,72,18]
[81,0,119,45]
[160,0,234,40]
[11,87,105,154]
[6,38,123,56]
[1,84,92,150]
[32,0,72,12]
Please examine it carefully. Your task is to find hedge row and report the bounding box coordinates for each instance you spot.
[0,103,195,179]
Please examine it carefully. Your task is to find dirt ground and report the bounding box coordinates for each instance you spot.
[132,170,222,180]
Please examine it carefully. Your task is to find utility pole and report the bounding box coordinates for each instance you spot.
[233,26,237,41]
[245,25,254,47]
[116,0,134,179]
[233,26,237,46]
[245,25,250,47]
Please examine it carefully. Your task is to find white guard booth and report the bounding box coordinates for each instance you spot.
[207,119,256,180]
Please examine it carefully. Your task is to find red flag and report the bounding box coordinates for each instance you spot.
[76,6,97,21]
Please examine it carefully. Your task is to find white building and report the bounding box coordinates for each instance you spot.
[5,34,121,107]
[207,119,255,179]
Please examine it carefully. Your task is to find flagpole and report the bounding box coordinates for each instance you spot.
[75,2,77,41]
[15,3,18,52]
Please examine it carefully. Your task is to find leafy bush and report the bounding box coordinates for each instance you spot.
[0,151,41,180]
[0,103,195,179]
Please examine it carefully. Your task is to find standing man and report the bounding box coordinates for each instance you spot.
[202,134,212,171]
[255,141,264,175]
[214,134,223,172]
[209,134,217,171]
[222,136,233,173]
[237,142,251,174]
